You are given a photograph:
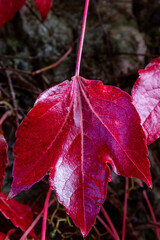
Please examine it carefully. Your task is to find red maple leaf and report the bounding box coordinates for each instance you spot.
[0,0,53,27]
[0,126,8,191]
[0,192,37,239]
[132,57,160,145]
[9,76,151,236]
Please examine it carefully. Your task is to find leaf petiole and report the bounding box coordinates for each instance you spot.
[75,0,90,76]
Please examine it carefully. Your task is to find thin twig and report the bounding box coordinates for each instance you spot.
[5,71,19,127]
[100,205,120,240]
[137,179,160,240]
[97,215,117,240]
[20,198,55,240]
[122,178,129,240]
[0,111,12,125]
[113,52,160,58]
[33,47,72,75]
[0,47,72,76]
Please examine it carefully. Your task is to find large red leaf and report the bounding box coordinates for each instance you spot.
[0,0,25,28]
[34,0,53,21]
[10,76,151,236]
[132,57,160,145]
[0,192,37,239]
[0,126,8,190]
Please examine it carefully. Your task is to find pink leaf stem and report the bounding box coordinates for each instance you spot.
[0,111,11,125]
[137,179,160,240]
[97,215,118,240]
[100,205,120,240]
[41,188,52,240]
[122,178,129,240]
[20,198,55,240]
[75,0,90,76]
[4,228,16,240]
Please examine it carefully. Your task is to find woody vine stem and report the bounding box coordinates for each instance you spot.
[75,0,90,76]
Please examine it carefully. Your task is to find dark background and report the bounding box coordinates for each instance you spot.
[0,0,160,239]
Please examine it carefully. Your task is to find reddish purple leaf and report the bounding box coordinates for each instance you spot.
[0,126,8,190]
[10,76,151,236]
[132,57,160,145]
[0,0,25,28]
[34,0,53,21]
[0,192,37,239]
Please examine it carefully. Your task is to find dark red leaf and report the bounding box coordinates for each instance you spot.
[0,126,8,190]
[34,0,53,21]
[0,192,37,239]
[0,0,52,28]
[0,233,5,240]
[132,57,160,145]
[10,76,151,236]
[0,0,25,28]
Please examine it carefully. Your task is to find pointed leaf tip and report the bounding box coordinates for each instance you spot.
[34,0,53,21]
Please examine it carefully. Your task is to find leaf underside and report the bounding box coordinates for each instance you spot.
[10,76,151,236]
[132,57,160,145]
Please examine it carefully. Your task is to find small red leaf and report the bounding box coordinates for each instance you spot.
[132,57,160,145]
[10,76,151,236]
[34,0,53,21]
[0,192,36,239]
[0,126,8,190]
[0,0,25,28]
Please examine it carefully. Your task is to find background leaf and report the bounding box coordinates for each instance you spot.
[132,57,160,145]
